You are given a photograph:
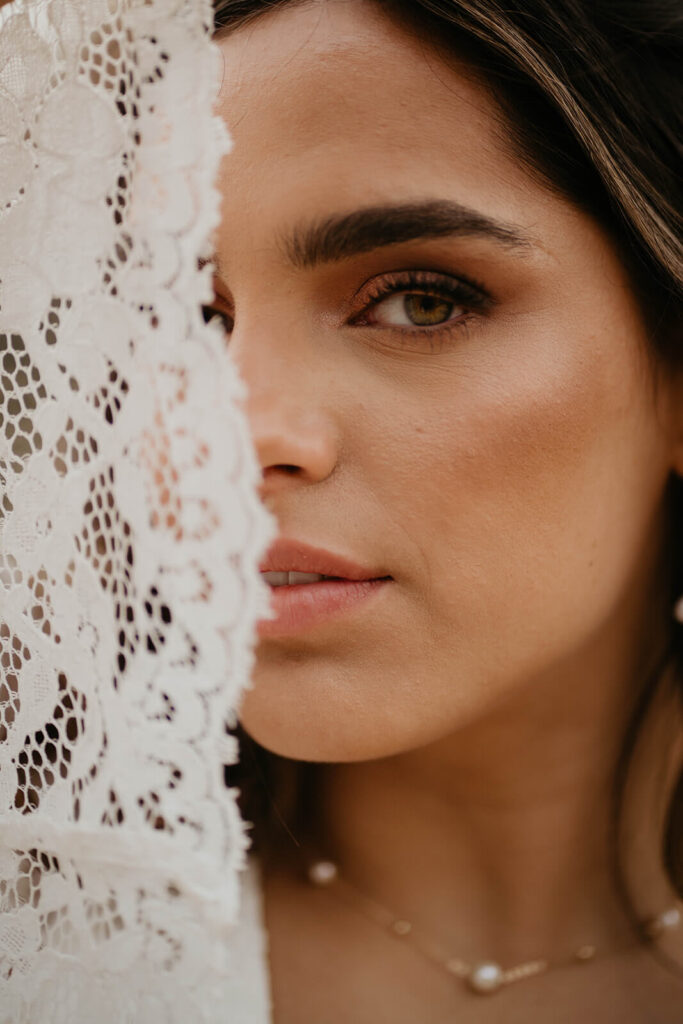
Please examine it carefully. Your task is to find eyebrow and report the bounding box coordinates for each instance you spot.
[283,200,532,269]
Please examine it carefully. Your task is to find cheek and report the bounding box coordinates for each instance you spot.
[241,333,667,762]
[356,325,665,658]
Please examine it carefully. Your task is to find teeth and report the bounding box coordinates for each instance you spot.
[262,571,289,586]
[262,571,329,587]
[289,572,326,585]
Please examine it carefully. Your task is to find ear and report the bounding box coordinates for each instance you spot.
[650,326,683,475]
[671,391,683,483]
[668,365,683,478]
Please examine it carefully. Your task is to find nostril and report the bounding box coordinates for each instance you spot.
[260,464,303,486]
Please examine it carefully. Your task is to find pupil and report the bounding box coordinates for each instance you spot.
[404,293,453,326]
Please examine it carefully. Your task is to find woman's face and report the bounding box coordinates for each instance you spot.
[214,0,680,761]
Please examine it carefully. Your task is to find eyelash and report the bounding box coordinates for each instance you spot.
[349,269,491,340]
[201,271,492,343]
[201,303,233,331]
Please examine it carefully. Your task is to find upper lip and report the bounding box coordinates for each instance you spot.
[259,539,389,581]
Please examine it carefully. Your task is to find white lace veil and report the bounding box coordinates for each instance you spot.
[0,1,273,1019]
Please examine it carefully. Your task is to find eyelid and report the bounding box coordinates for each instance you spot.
[212,285,234,311]
[204,279,235,316]
[349,269,492,330]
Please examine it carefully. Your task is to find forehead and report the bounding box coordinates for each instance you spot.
[214,1,566,257]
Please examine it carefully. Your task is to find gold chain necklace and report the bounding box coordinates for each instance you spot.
[306,859,682,996]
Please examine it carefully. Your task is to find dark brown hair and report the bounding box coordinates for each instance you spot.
[214,0,683,904]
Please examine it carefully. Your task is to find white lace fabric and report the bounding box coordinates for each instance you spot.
[0,1,273,1020]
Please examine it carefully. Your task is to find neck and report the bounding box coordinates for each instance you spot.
[317,628,675,966]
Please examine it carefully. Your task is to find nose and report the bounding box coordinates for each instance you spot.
[230,324,339,495]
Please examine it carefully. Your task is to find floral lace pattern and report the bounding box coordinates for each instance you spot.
[0,1,273,1020]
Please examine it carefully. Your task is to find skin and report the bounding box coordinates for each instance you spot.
[213,2,683,1020]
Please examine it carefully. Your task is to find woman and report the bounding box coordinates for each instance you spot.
[211,1,683,1020]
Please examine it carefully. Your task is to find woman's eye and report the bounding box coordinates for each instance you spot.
[202,304,234,332]
[370,291,463,328]
[350,271,487,334]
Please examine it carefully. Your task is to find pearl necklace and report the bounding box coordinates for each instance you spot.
[307,859,682,996]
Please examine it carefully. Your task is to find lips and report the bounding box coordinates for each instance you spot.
[259,539,388,582]
[257,539,391,637]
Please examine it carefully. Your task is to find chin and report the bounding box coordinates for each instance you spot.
[238,678,383,763]
[237,655,470,764]
[239,691,375,762]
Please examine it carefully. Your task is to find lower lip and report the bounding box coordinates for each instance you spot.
[257,578,391,637]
